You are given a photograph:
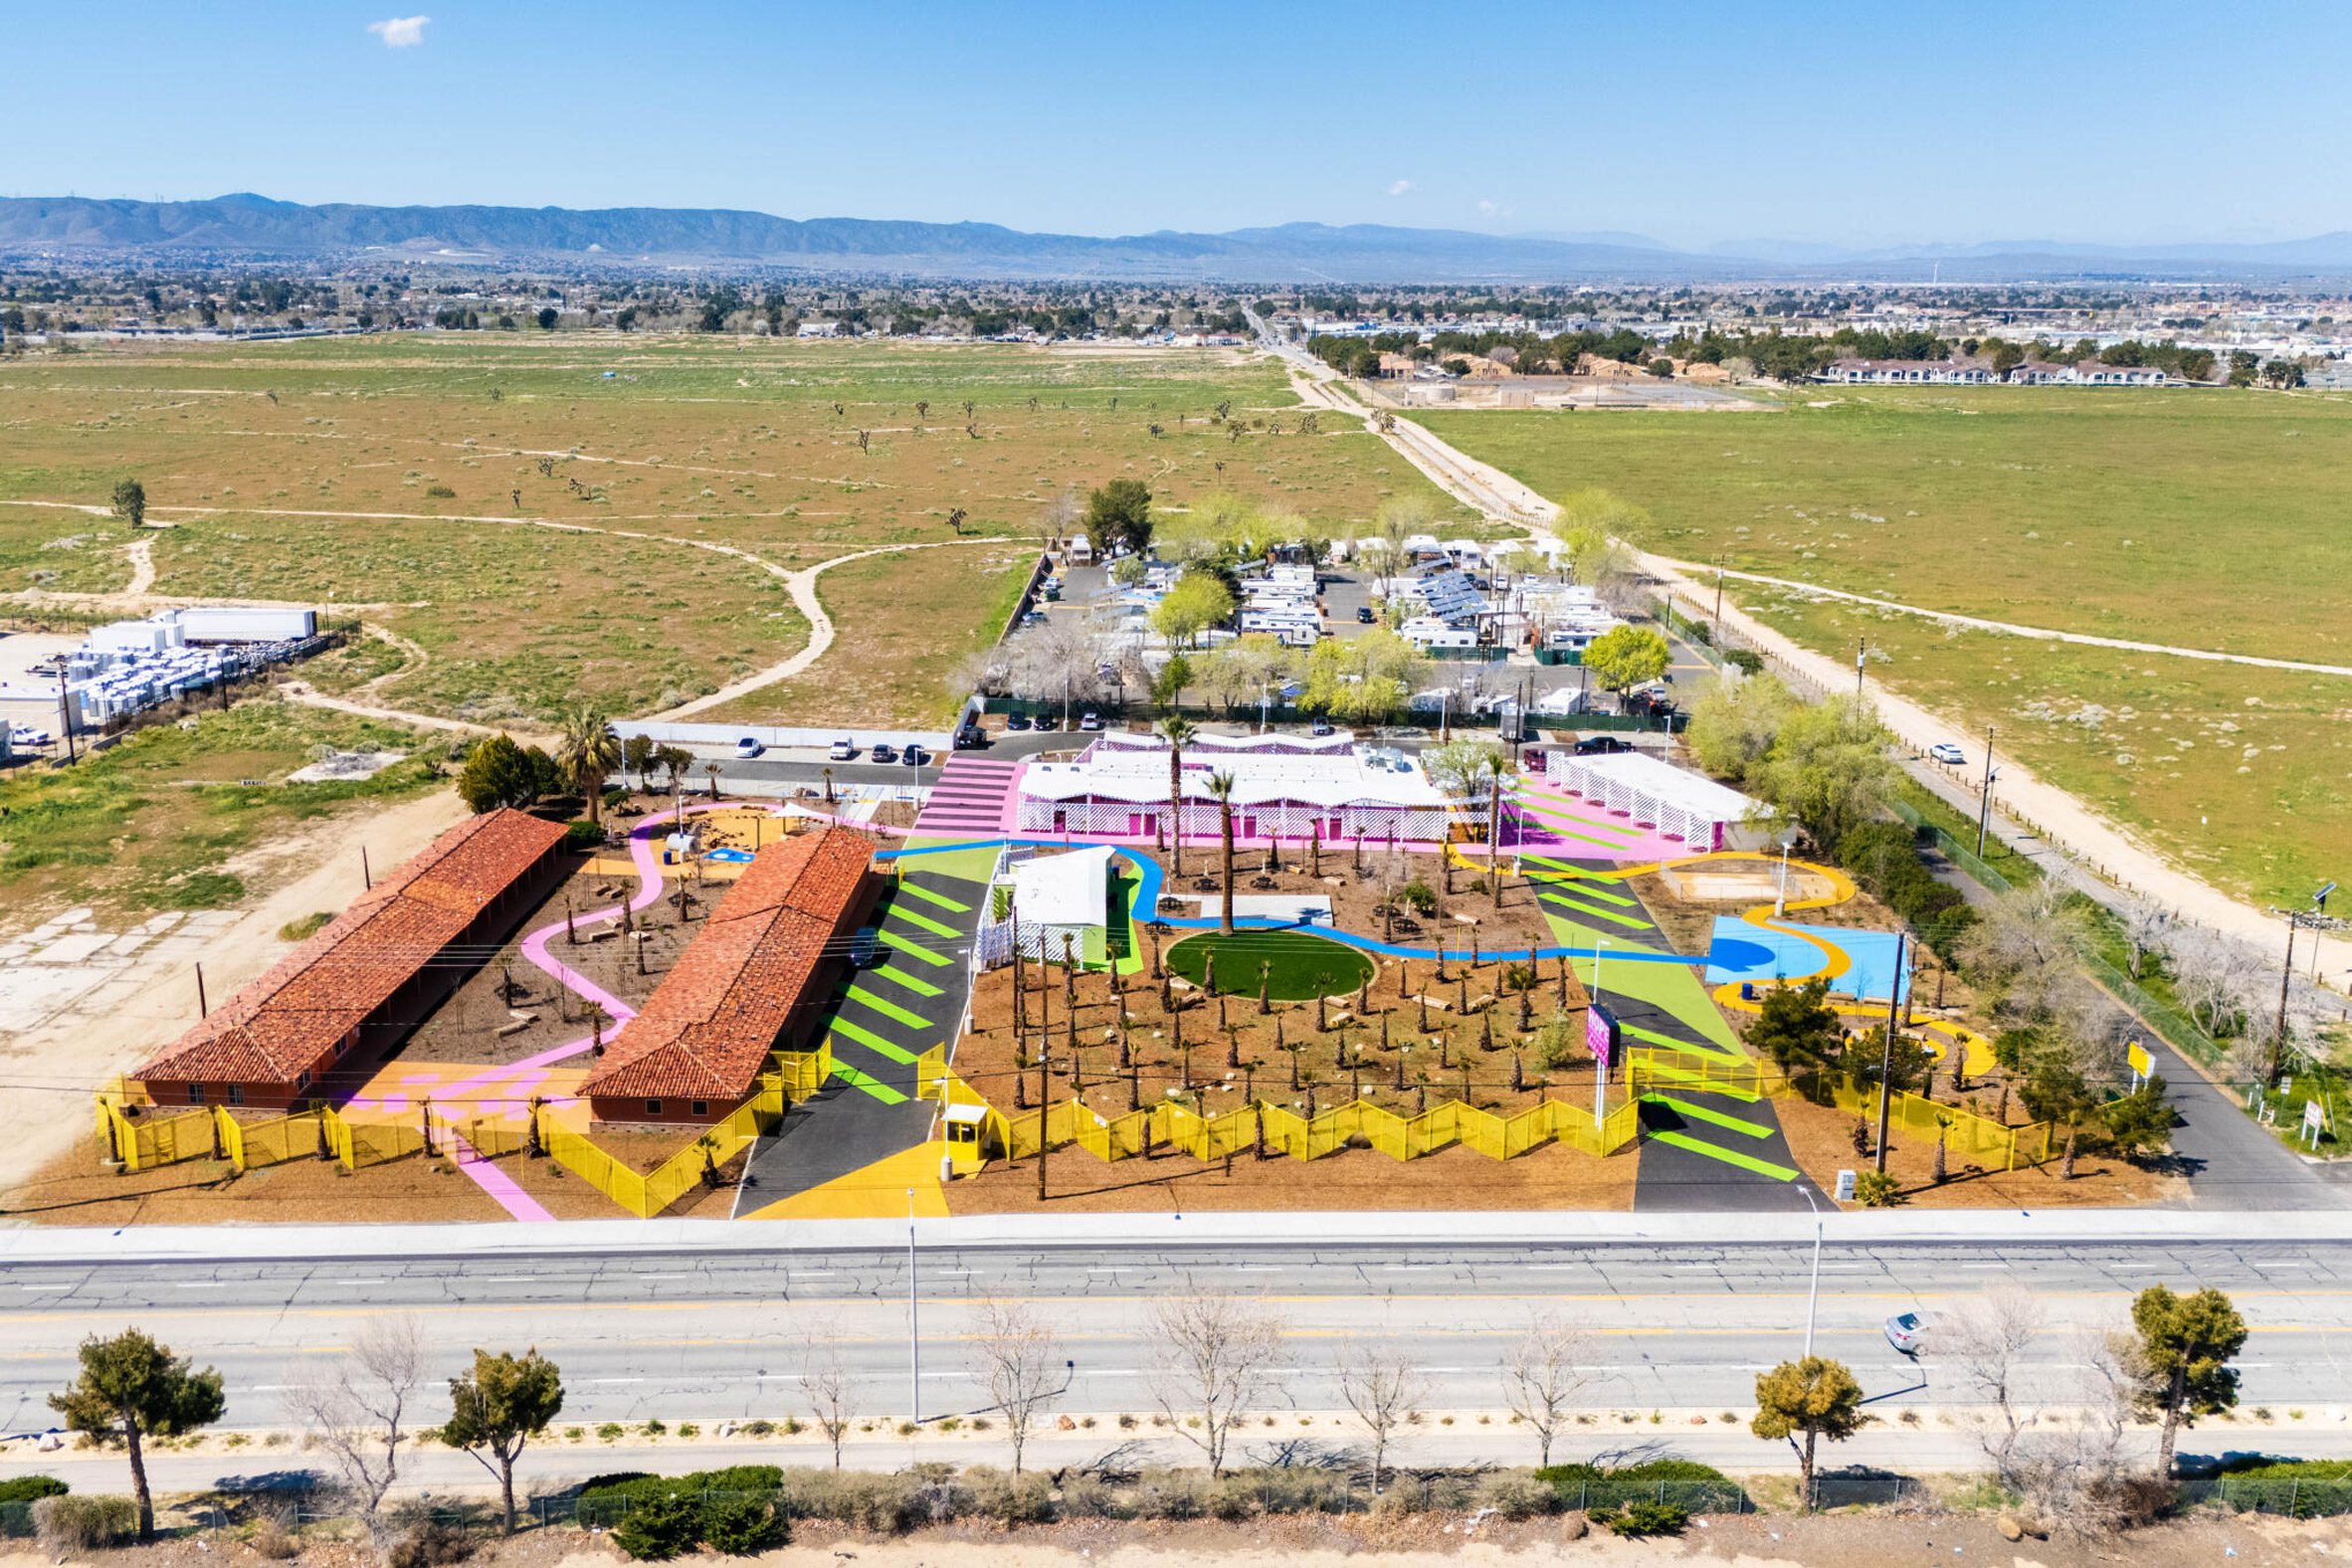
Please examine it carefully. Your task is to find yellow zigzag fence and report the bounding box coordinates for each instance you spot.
[1624,1045,2057,1173]
[95,1045,833,1217]
[913,1050,1644,1164]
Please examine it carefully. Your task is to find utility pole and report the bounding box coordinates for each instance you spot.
[1874,931,1906,1174]
[1712,557,1726,649]
[1855,636,1866,695]
[1800,1187,1823,1357]
[2274,912,2296,1088]
[195,963,208,1020]
[361,845,372,891]
[1974,726,1997,861]
[56,666,77,765]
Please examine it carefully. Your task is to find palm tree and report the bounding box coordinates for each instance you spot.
[1207,769,1238,935]
[1475,749,1520,907]
[1159,715,1196,877]
[555,706,623,824]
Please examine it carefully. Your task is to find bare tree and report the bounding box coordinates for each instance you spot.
[1500,1312,1594,1467]
[1008,613,1105,726]
[2114,895,2171,982]
[972,1300,1064,1473]
[797,1340,857,1470]
[1147,1291,1285,1476]
[1334,1344,1426,1494]
[1956,882,2096,1025]
[1931,1283,2045,1486]
[282,1316,428,1540]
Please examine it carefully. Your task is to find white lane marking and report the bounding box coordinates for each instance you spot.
[586,1378,646,1385]
[1959,1263,2007,1270]
[326,1278,387,1286]
[173,1281,229,1288]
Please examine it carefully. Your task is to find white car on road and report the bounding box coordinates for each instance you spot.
[733,736,765,759]
[1928,742,1966,766]
[10,726,52,748]
[827,738,857,761]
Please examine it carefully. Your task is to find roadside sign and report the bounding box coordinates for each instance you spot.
[1835,1168,1858,1203]
[2126,1040,2152,1089]
[1586,1002,1616,1077]
[2304,1098,2328,1149]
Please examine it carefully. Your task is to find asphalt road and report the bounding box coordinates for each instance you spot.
[5,1237,2350,1455]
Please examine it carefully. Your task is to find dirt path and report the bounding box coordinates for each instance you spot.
[1285,358,2352,990]
[0,789,469,1191]
[120,534,155,594]
[1666,558,2352,678]
[649,535,1026,719]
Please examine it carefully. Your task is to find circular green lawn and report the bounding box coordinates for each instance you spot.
[1163,929,1376,1000]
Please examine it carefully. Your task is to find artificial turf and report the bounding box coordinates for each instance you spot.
[1163,929,1377,1000]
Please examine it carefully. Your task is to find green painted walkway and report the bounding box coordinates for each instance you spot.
[846,985,932,1031]
[829,1016,925,1065]
[1647,1128,1799,1182]
[876,926,953,967]
[885,902,964,940]
[869,964,945,998]
[890,881,972,913]
[1643,1094,1774,1139]
[827,1060,910,1104]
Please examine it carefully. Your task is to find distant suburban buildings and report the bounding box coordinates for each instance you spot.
[0,606,324,736]
[1820,357,2168,386]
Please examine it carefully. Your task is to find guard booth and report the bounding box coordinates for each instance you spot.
[941,1102,990,1176]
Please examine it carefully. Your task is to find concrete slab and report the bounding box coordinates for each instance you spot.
[30,932,113,964]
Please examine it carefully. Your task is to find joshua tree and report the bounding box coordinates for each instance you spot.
[1160,716,1196,877]
[1208,770,1239,935]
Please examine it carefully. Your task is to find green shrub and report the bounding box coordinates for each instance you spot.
[1593,1499,1688,1537]
[32,1494,137,1551]
[777,1470,922,1533]
[1856,1170,1907,1207]
[1726,649,1764,675]
[702,1497,787,1555]
[0,1478,67,1505]
[564,819,608,850]
[612,1495,700,1560]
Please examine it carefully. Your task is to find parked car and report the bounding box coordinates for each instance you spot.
[1574,734,1633,756]
[1019,611,1048,629]
[828,738,857,760]
[847,926,882,967]
[1355,605,1377,624]
[900,744,925,767]
[871,742,897,764]
[1309,717,1335,737]
[10,726,52,747]
[1078,711,1104,731]
[952,725,988,750]
[1928,741,1967,766]
[1884,1311,1928,1356]
[1033,714,1060,731]
[1005,712,1033,731]
[733,736,765,759]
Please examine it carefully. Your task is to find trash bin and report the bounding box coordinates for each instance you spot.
[1740,982,1755,1001]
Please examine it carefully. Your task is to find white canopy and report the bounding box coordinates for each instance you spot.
[1010,846,1114,929]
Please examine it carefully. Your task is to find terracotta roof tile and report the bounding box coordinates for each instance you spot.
[133,808,567,1089]
[580,827,876,1104]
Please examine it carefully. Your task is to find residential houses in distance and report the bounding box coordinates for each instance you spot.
[1820,357,2167,386]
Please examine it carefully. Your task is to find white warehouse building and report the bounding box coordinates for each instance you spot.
[1016,730,1456,844]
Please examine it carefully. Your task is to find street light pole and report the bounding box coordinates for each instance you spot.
[1799,1186,1824,1359]
[907,1186,920,1425]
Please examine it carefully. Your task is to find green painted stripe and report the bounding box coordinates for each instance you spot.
[891,881,972,913]
[1539,889,1655,929]
[828,1061,910,1104]
[886,903,963,939]
[876,926,953,968]
[830,1018,924,1066]
[1643,1094,1774,1139]
[1647,1128,1799,1181]
[1517,820,1641,851]
[1522,871,1641,908]
[870,965,945,998]
[846,985,932,1030]
[1635,1060,1762,1102]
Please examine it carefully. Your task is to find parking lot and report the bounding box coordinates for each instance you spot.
[1019,560,1717,715]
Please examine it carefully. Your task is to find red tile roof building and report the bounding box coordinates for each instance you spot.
[579,826,878,1123]
[132,808,571,1109]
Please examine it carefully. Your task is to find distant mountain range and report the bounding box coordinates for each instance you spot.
[5,193,2351,284]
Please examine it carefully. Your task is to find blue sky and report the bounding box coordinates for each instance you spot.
[4,1,2345,249]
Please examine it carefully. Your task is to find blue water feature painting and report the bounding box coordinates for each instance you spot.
[1703,917,1913,1003]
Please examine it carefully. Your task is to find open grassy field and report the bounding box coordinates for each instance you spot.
[0,336,1463,726]
[0,696,442,917]
[1423,389,2352,904]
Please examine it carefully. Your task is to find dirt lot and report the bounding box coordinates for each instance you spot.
[959,950,1599,1127]
[1156,843,1564,957]
[28,1501,2351,1568]
[1773,1086,2179,1210]
[945,1135,1636,1213]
